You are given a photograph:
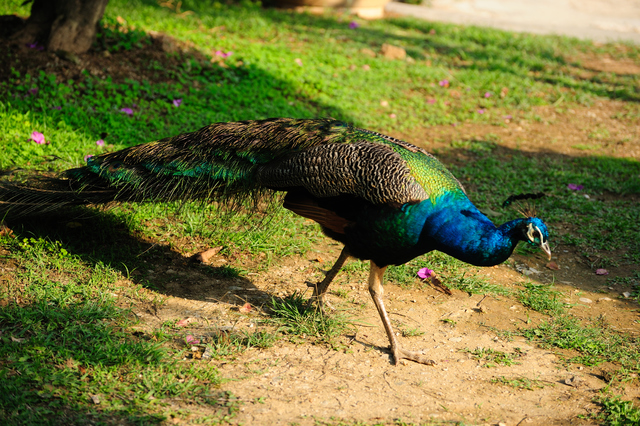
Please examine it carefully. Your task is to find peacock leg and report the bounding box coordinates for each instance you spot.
[308,246,350,309]
[368,262,436,366]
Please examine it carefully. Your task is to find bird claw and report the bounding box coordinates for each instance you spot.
[391,346,436,366]
[305,281,334,313]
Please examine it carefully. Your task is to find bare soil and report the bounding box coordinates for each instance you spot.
[2,33,639,426]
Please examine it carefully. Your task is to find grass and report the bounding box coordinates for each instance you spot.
[491,376,553,390]
[522,315,640,371]
[0,0,639,422]
[591,396,640,426]
[268,292,354,347]
[517,281,565,315]
[0,235,236,425]
[461,347,524,368]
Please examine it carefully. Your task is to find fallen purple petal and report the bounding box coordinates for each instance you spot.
[120,108,133,115]
[52,106,62,110]
[503,115,512,119]
[30,131,45,145]
[484,91,492,98]
[595,268,609,275]
[172,98,182,107]
[568,183,584,191]
[438,79,449,87]
[84,154,94,162]
[477,109,485,114]
[26,42,44,51]
[349,21,360,29]
[96,139,105,147]
[417,267,434,279]
[28,87,38,95]
[427,98,436,104]
[185,335,200,344]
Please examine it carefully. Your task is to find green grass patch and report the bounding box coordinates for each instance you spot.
[591,396,640,426]
[522,315,640,369]
[269,292,354,347]
[518,281,565,315]
[491,376,554,390]
[461,347,524,368]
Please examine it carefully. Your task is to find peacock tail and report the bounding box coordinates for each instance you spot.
[2,118,461,209]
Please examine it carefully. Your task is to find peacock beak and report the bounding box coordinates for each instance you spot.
[541,241,551,260]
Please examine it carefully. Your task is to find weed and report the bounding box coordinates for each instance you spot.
[522,315,640,368]
[590,396,640,426]
[269,292,353,346]
[461,347,524,367]
[491,376,553,390]
[518,281,565,315]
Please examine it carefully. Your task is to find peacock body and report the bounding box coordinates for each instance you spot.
[0,118,551,365]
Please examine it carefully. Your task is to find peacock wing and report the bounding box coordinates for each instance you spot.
[256,141,429,205]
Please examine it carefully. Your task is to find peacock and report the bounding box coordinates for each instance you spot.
[0,118,551,365]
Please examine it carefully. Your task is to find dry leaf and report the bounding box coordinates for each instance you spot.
[546,261,560,270]
[193,246,222,263]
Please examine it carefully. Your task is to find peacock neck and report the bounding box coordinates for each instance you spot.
[419,195,527,267]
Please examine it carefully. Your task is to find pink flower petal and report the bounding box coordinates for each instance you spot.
[349,21,360,29]
[484,91,491,98]
[172,98,182,107]
[568,184,584,191]
[84,154,94,162]
[595,269,609,275]
[176,317,196,327]
[438,79,449,87]
[427,98,436,104]
[185,335,200,344]
[417,267,434,279]
[96,139,105,147]
[120,108,133,115]
[477,109,485,114]
[30,131,45,145]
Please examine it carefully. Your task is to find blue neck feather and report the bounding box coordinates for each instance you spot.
[417,193,527,267]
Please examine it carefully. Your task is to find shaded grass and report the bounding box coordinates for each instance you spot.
[0,233,236,424]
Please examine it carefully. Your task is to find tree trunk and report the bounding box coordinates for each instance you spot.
[10,0,109,54]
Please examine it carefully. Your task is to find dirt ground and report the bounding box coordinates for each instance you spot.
[2,31,640,426]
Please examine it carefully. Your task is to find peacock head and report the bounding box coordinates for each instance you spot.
[525,217,551,260]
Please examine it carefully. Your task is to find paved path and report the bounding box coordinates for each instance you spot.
[386,0,640,44]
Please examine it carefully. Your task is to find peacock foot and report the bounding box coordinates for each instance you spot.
[391,346,436,366]
[305,281,335,312]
